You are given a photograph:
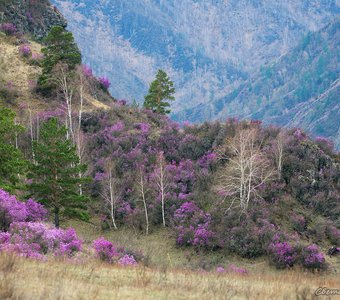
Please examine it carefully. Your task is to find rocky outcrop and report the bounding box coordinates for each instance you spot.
[0,0,67,40]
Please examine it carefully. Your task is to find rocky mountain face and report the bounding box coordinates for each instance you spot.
[0,0,67,40]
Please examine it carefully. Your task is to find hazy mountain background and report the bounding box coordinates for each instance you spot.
[51,0,339,147]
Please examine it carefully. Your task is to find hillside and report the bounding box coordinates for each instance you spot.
[0,1,340,299]
[0,0,67,40]
[173,20,340,148]
[0,30,112,115]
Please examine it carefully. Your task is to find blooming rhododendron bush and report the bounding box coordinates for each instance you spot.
[0,189,82,259]
[0,189,141,265]
[0,189,47,231]
[1,78,339,272]
[92,237,138,266]
[79,109,339,271]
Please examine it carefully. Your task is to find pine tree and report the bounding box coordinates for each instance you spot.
[0,107,26,191]
[38,26,81,94]
[28,118,89,228]
[143,70,175,114]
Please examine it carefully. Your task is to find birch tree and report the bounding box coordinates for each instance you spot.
[74,66,88,195]
[99,161,119,230]
[154,152,169,227]
[53,63,75,141]
[217,128,275,213]
[138,167,149,235]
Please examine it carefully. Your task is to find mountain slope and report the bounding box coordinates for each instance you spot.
[52,0,337,114]
[173,20,340,147]
[0,0,67,40]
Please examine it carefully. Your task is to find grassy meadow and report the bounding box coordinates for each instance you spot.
[1,220,339,300]
[1,252,339,300]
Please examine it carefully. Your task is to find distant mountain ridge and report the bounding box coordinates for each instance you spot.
[51,0,339,146]
[173,20,340,148]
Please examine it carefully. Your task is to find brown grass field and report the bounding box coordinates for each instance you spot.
[1,221,339,300]
[0,252,339,300]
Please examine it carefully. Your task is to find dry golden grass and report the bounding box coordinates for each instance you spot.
[0,252,339,300]
[0,33,110,113]
[64,219,340,274]
[0,33,47,110]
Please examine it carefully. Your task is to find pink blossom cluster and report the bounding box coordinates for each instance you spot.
[82,65,93,77]
[0,190,81,259]
[0,222,82,259]
[293,129,306,141]
[118,254,137,266]
[92,237,118,263]
[98,77,111,90]
[0,23,17,35]
[116,99,127,106]
[92,237,138,266]
[268,241,297,268]
[19,44,32,57]
[0,189,47,231]
[301,244,326,270]
[174,202,215,248]
[135,122,151,134]
[197,152,217,169]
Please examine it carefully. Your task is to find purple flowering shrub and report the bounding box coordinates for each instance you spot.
[92,237,118,263]
[25,199,48,222]
[116,99,127,106]
[0,23,17,35]
[118,254,137,266]
[98,77,111,90]
[216,210,275,258]
[19,44,32,58]
[0,232,10,244]
[226,224,264,258]
[0,190,80,259]
[135,122,151,134]
[301,244,326,270]
[82,65,93,77]
[0,189,47,231]
[174,202,215,249]
[268,241,298,269]
[92,237,139,266]
[1,222,82,258]
[0,190,28,231]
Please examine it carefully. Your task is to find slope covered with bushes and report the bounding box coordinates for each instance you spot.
[0,0,339,277]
